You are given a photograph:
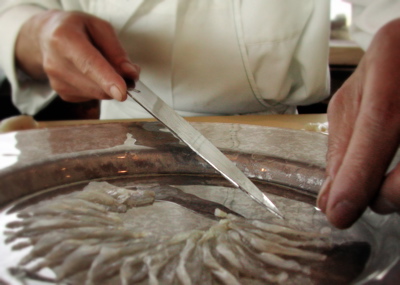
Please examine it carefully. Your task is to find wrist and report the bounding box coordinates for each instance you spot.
[15,10,62,80]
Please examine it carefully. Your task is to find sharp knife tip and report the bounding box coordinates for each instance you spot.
[261,194,284,219]
[127,86,284,220]
[269,205,285,219]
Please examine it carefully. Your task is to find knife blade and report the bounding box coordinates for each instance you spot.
[126,82,283,218]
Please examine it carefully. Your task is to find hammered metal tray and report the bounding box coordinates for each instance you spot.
[0,122,399,284]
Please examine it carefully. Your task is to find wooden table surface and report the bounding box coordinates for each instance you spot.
[38,114,328,132]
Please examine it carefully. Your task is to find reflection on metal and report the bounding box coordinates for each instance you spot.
[0,122,399,284]
[127,84,281,218]
[2,184,330,284]
[0,132,20,169]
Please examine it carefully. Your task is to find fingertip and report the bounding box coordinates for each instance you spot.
[326,200,363,229]
[109,85,124,101]
[120,92,128,101]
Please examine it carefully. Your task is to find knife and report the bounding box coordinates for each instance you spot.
[126,82,283,218]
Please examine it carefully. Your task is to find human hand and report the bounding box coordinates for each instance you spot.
[317,19,400,229]
[15,10,140,102]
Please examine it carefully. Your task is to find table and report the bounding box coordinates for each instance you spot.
[37,114,328,132]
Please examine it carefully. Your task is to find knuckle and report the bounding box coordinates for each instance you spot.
[55,11,89,28]
[42,57,57,76]
[49,81,70,98]
[96,19,115,33]
[76,55,95,76]
[47,29,72,52]
[73,53,106,80]
[89,16,117,37]
[328,90,347,118]
[41,14,83,53]
[328,72,362,114]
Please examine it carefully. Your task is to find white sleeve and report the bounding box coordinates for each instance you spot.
[0,68,4,82]
[0,4,60,115]
[346,0,400,50]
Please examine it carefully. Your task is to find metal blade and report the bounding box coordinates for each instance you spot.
[126,82,283,218]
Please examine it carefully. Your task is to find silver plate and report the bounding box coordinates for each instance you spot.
[0,122,399,284]
[127,85,281,217]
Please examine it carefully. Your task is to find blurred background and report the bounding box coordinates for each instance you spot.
[0,0,362,121]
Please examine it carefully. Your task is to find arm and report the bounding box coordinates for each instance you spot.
[15,9,140,103]
[0,5,55,115]
[317,18,400,228]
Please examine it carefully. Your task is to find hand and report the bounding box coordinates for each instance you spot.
[317,19,400,229]
[15,10,140,102]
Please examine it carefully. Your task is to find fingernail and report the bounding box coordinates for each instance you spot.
[110,85,123,101]
[329,200,360,229]
[317,176,331,213]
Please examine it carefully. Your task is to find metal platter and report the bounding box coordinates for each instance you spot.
[0,122,399,284]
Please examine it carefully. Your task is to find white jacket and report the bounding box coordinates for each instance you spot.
[346,0,400,50]
[0,0,331,119]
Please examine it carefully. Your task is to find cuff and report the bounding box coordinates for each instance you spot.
[0,5,56,115]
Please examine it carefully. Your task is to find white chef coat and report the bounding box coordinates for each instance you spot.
[345,0,400,50]
[0,0,331,119]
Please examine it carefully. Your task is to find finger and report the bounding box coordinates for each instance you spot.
[85,15,141,90]
[40,12,138,101]
[371,162,400,214]
[85,18,140,82]
[51,79,111,103]
[46,59,113,102]
[58,25,127,101]
[326,81,360,176]
[325,78,400,229]
[69,39,127,101]
[317,74,361,212]
[50,79,100,103]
